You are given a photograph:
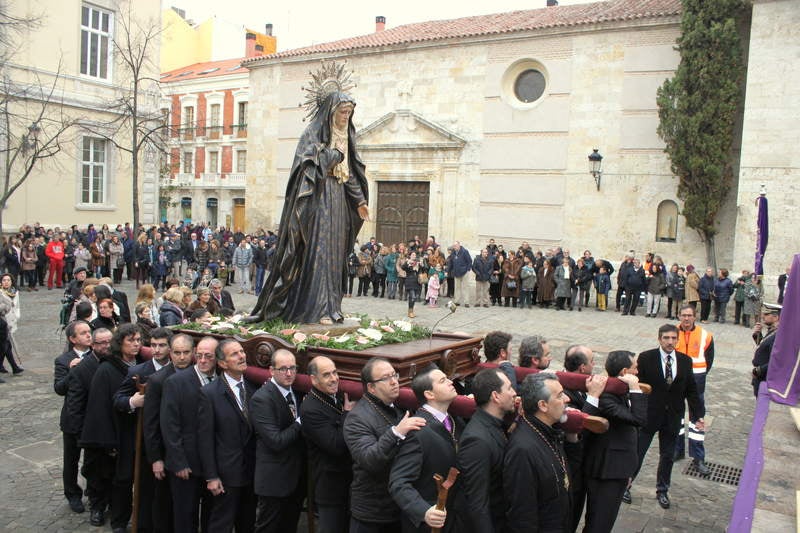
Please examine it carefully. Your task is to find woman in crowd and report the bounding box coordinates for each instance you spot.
[554,256,575,310]
[645,255,666,318]
[356,245,372,297]
[194,240,210,275]
[90,235,106,279]
[490,250,505,306]
[207,240,222,277]
[501,250,522,308]
[685,264,700,310]
[150,244,170,290]
[0,273,23,375]
[713,268,734,323]
[187,287,220,315]
[742,273,762,328]
[666,265,686,320]
[90,298,119,331]
[519,255,537,309]
[135,284,160,326]
[158,287,185,326]
[396,243,407,301]
[537,256,556,308]
[21,241,38,290]
[372,246,387,298]
[574,257,593,312]
[733,270,750,326]
[385,244,399,300]
[134,302,157,346]
[345,250,358,297]
[401,252,422,318]
[107,235,125,285]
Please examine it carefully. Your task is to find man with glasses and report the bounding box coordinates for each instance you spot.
[62,327,110,518]
[250,348,306,532]
[301,356,356,533]
[161,336,218,532]
[344,358,426,533]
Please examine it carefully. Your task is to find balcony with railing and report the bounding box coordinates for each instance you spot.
[233,123,248,138]
[161,173,246,189]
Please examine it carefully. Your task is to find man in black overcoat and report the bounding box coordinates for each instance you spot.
[160,336,218,532]
[389,366,461,533]
[630,324,704,510]
[249,348,306,533]
[504,373,573,533]
[300,355,355,533]
[198,339,257,532]
[582,350,647,532]
[456,368,516,533]
[53,320,93,513]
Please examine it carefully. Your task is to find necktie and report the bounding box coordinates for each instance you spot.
[665,355,674,386]
[286,392,297,418]
[236,382,247,412]
[443,415,453,433]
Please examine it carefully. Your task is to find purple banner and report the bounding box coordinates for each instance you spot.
[754,195,768,276]
[767,253,800,405]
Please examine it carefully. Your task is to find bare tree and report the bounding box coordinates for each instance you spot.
[0,60,76,232]
[82,0,165,231]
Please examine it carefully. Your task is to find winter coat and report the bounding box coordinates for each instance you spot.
[713,277,734,303]
[537,265,556,302]
[743,280,762,316]
[734,275,749,303]
[471,255,493,282]
[698,274,715,300]
[501,257,522,298]
[520,264,537,290]
[623,267,647,292]
[685,271,701,302]
[647,264,667,295]
[554,265,575,298]
[385,253,398,282]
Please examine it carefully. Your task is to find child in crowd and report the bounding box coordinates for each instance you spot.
[596,266,611,311]
[182,265,197,289]
[198,268,213,289]
[427,265,442,307]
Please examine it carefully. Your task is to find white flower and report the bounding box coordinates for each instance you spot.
[229,314,243,323]
[357,328,383,341]
[333,334,351,343]
[250,329,269,336]
[211,322,234,330]
[393,320,413,332]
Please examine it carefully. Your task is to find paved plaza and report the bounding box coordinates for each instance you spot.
[0,282,758,532]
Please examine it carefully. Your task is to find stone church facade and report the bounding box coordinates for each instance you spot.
[243,0,798,294]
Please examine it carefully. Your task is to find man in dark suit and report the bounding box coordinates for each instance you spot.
[751,303,781,396]
[112,328,174,531]
[142,332,196,532]
[582,350,647,532]
[209,278,235,311]
[482,331,518,389]
[630,324,704,509]
[456,368,516,533]
[161,336,218,532]
[344,358,426,533]
[504,373,572,532]
[250,348,306,533]
[301,355,355,533]
[54,320,93,513]
[65,328,111,525]
[198,339,257,532]
[389,366,461,532]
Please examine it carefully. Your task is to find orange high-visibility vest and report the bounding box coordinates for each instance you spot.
[677,326,712,374]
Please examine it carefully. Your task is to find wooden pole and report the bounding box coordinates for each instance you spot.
[131,375,147,533]
[431,467,459,533]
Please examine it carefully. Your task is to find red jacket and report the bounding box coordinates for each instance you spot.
[45,240,65,261]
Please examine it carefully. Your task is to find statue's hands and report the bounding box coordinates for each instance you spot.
[357,204,369,221]
[320,147,344,174]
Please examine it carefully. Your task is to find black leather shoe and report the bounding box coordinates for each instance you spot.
[657,492,670,509]
[693,459,712,476]
[89,508,105,526]
[622,489,632,504]
[68,498,85,513]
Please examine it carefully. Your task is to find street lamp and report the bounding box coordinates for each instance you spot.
[588,148,603,191]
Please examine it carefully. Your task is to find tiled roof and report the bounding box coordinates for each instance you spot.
[246,0,680,62]
[161,57,247,83]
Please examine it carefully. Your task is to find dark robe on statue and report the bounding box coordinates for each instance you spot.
[250,91,368,324]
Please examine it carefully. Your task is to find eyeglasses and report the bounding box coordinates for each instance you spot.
[274,365,298,374]
[372,372,400,384]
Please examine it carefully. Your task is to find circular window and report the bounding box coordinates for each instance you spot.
[501,59,549,109]
[514,69,546,103]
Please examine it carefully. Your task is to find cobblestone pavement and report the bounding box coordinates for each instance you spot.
[0,282,757,532]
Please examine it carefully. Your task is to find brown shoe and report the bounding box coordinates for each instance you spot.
[408,311,416,318]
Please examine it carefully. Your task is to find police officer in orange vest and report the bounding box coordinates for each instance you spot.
[673,304,713,475]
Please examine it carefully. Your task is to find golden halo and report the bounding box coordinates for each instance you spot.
[300,60,355,120]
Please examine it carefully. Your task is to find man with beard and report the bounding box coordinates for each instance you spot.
[389,366,461,532]
[198,340,257,532]
[250,349,306,533]
[54,320,93,513]
[518,335,552,370]
[66,328,112,524]
[80,324,143,531]
[456,368,516,532]
[300,356,355,533]
[504,373,572,532]
[344,358,426,533]
[161,336,219,532]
